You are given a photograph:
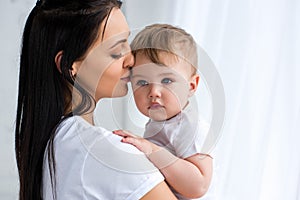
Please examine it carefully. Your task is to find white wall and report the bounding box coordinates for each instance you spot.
[123,0,300,199]
[0,0,36,199]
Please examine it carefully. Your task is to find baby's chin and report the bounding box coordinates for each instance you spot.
[147,111,179,122]
[145,108,165,121]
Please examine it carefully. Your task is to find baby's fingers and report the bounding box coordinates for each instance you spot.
[121,137,143,151]
[113,130,137,138]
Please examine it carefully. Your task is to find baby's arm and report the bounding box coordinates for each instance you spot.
[159,152,212,198]
[113,130,213,199]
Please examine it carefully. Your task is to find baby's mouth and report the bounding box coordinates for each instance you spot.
[148,103,163,110]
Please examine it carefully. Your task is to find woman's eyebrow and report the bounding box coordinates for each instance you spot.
[109,31,130,49]
[109,38,127,49]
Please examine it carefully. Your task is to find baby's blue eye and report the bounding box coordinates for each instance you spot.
[161,78,172,84]
[136,80,149,86]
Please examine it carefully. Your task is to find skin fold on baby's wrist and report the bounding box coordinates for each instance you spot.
[147,147,178,169]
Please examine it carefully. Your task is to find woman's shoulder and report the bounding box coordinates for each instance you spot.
[44,116,164,200]
[55,115,118,146]
[55,115,159,172]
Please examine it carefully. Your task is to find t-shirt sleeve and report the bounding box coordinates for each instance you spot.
[81,132,165,200]
[173,118,210,159]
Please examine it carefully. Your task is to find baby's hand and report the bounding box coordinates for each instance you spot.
[113,130,160,155]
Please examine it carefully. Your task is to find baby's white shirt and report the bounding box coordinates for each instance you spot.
[144,103,217,200]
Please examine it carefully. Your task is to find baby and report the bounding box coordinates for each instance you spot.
[114,24,214,200]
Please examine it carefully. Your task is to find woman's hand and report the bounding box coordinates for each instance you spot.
[113,130,160,155]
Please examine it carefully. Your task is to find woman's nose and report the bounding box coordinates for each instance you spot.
[123,51,134,68]
[148,83,162,98]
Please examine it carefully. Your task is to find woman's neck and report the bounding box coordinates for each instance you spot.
[65,85,96,125]
[81,112,95,125]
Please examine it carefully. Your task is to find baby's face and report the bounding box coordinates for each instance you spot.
[131,53,199,121]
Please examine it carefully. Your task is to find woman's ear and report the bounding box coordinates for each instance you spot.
[55,51,63,73]
[55,50,79,76]
[71,61,81,77]
[188,74,200,97]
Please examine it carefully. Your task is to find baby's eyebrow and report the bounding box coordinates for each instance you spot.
[130,74,145,79]
[157,72,176,77]
[130,72,177,80]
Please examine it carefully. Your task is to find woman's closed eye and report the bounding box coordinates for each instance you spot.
[111,42,130,60]
[111,53,123,59]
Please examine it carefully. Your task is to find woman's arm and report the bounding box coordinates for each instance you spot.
[113,130,213,198]
[140,181,177,200]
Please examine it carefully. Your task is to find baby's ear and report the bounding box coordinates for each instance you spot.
[188,74,200,96]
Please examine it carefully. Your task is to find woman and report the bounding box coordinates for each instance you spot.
[15,0,177,199]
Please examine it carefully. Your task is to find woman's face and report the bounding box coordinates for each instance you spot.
[75,8,134,101]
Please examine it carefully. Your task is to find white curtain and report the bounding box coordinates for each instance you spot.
[122,0,300,199]
[2,0,299,199]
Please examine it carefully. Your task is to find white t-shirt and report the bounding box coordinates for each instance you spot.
[144,102,210,159]
[42,116,164,200]
[144,103,216,200]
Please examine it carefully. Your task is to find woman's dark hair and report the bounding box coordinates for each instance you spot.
[15,0,122,199]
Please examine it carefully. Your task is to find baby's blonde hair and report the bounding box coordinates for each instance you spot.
[131,24,198,74]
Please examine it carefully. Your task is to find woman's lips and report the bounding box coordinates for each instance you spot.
[120,76,130,82]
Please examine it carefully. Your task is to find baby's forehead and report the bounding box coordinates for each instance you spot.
[133,51,196,77]
[131,62,190,79]
[132,62,172,73]
[132,60,173,70]
[135,51,190,67]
